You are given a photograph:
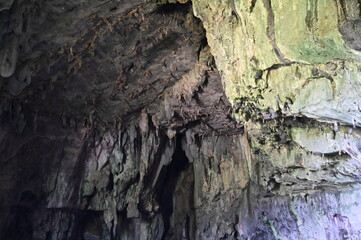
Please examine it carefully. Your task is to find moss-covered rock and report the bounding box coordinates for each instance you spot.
[192,0,361,126]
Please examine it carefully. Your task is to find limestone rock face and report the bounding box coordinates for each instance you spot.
[192,0,361,126]
[2,0,361,240]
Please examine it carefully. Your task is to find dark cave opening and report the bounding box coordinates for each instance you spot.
[3,206,34,240]
[2,191,40,240]
[155,134,193,240]
[81,211,104,240]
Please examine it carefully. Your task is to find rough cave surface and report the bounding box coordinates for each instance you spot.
[2,0,361,239]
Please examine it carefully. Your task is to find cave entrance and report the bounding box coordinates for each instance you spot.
[156,134,194,240]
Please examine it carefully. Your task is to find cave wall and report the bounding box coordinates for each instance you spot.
[3,116,361,240]
[192,0,361,125]
[1,0,361,240]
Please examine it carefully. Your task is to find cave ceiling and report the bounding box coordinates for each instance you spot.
[0,0,239,135]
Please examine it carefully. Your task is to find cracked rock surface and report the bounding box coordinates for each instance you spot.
[2,0,361,240]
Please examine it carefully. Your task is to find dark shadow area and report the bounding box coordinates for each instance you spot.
[154,134,191,240]
[2,191,40,240]
[153,2,193,16]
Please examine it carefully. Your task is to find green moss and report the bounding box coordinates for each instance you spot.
[292,38,353,63]
[193,0,361,124]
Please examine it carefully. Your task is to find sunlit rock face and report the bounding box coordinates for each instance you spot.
[191,0,361,239]
[2,0,361,240]
[192,0,361,126]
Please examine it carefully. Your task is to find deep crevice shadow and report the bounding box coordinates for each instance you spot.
[154,134,191,240]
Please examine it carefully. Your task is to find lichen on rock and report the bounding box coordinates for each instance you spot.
[192,0,361,126]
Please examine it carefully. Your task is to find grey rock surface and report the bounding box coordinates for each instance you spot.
[1,1,361,240]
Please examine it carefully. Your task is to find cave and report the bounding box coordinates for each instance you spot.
[2,0,361,239]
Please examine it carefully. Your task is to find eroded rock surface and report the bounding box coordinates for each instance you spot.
[2,0,361,240]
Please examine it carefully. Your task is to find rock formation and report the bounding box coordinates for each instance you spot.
[1,0,361,239]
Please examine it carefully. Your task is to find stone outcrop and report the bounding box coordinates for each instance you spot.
[192,0,361,126]
[2,0,361,240]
